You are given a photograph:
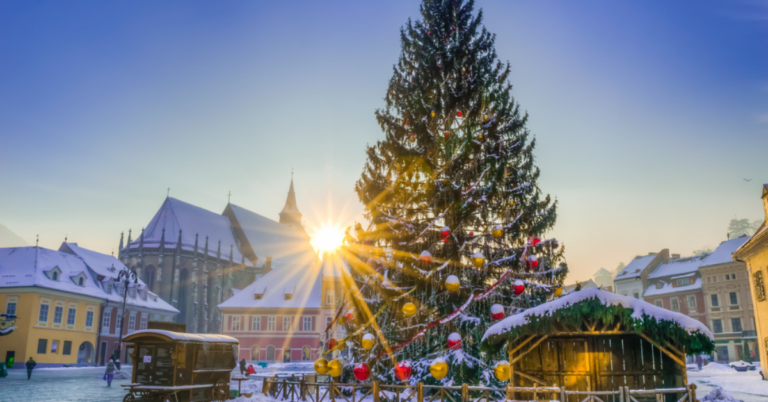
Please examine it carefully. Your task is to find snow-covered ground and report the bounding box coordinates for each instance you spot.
[690,362,768,402]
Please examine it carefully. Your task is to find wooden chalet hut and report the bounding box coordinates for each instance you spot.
[482,288,714,401]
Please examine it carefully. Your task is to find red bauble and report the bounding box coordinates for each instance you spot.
[345,311,355,322]
[532,237,541,246]
[513,279,525,296]
[468,232,474,237]
[395,361,412,381]
[354,363,371,381]
[327,339,337,349]
[441,226,450,242]
[490,304,505,321]
[443,131,450,138]
[456,111,463,117]
[525,255,539,270]
[447,332,462,350]
[420,250,432,265]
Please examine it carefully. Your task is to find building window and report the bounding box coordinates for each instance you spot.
[267,346,275,361]
[6,301,16,316]
[63,341,72,355]
[302,346,311,361]
[671,299,680,312]
[79,277,84,286]
[115,310,122,332]
[251,346,260,360]
[732,318,742,332]
[232,316,241,331]
[303,317,312,332]
[633,291,639,299]
[140,316,147,330]
[52,271,58,281]
[730,292,738,305]
[754,271,766,302]
[326,294,334,305]
[655,300,663,308]
[283,317,293,331]
[285,294,293,300]
[128,315,136,332]
[53,306,63,324]
[37,339,47,354]
[39,303,49,323]
[267,316,276,331]
[713,319,723,333]
[51,340,59,354]
[711,294,719,307]
[102,310,111,330]
[687,295,697,309]
[67,308,76,326]
[85,311,94,328]
[678,278,690,286]
[251,316,261,331]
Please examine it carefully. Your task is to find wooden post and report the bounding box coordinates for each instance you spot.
[461,383,469,402]
[330,379,336,402]
[417,382,424,402]
[300,378,307,401]
[283,378,288,400]
[508,346,516,401]
[618,385,623,402]
[506,384,512,401]
[689,383,697,402]
[560,386,566,402]
[373,381,380,402]
[263,378,268,395]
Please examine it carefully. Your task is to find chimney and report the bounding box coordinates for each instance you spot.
[648,252,657,256]
[266,257,272,270]
[671,254,680,259]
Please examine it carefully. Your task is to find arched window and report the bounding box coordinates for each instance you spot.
[302,346,311,361]
[52,271,59,281]
[251,346,260,361]
[283,348,291,362]
[266,346,275,361]
[143,266,156,292]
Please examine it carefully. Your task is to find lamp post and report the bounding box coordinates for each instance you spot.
[115,268,138,368]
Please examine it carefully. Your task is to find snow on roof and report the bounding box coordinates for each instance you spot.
[482,287,713,341]
[647,253,708,279]
[0,247,105,299]
[614,254,656,280]
[594,268,612,277]
[226,203,314,268]
[644,277,702,297]
[701,237,749,267]
[124,329,238,344]
[218,252,348,309]
[563,279,597,294]
[127,198,247,264]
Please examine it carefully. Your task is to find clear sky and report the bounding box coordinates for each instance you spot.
[1,0,766,283]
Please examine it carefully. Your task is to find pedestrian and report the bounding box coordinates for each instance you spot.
[239,358,247,376]
[695,355,703,370]
[25,357,36,380]
[105,358,116,387]
[247,364,255,376]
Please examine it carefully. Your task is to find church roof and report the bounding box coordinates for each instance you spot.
[280,178,301,215]
[126,197,248,265]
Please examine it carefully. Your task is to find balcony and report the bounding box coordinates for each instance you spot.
[742,330,757,339]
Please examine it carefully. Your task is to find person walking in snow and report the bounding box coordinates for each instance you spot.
[25,357,36,380]
[239,359,247,376]
[695,355,703,370]
[104,359,116,387]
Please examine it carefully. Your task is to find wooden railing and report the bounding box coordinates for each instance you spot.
[262,378,699,402]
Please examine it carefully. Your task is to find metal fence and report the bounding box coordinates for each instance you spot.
[262,377,699,402]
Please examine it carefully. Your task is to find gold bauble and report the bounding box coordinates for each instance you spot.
[491,225,503,239]
[554,286,563,297]
[476,134,483,141]
[445,275,460,292]
[483,115,489,122]
[430,360,449,380]
[494,363,511,381]
[362,333,376,350]
[431,111,435,118]
[472,252,485,269]
[327,359,343,377]
[508,200,515,207]
[314,358,329,375]
[402,302,417,317]
[409,135,415,143]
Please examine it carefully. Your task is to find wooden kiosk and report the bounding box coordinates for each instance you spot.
[121,329,239,402]
[482,288,714,402]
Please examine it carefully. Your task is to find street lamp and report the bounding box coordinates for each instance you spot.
[115,268,138,368]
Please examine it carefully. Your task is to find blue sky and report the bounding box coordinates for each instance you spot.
[1,0,766,282]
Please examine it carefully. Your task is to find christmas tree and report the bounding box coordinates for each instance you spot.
[326,0,568,389]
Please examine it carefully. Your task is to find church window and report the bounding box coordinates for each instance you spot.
[754,271,766,302]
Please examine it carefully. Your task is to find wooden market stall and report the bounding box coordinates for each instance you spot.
[482,288,714,402]
[121,329,239,402]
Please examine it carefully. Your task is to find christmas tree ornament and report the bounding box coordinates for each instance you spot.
[362,333,376,349]
[456,111,463,117]
[402,302,417,317]
[447,332,462,350]
[419,202,428,209]
[472,252,485,268]
[468,231,474,237]
[443,131,450,138]
[327,359,343,377]
[420,250,432,265]
[429,359,449,380]
[314,358,329,375]
[490,304,505,320]
[345,310,355,322]
[338,315,346,325]
[491,225,503,238]
[354,363,371,381]
[513,279,525,296]
[445,275,460,291]
[508,199,515,207]
[494,362,511,381]
[532,237,542,246]
[484,115,489,122]
[476,134,483,141]
[327,338,337,350]
[554,285,563,297]
[526,255,539,270]
[431,111,435,117]
[405,120,410,127]
[409,134,416,143]
[394,361,413,381]
[374,247,384,258]
[441,226,450,242]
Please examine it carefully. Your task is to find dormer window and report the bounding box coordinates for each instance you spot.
[79,277,84,286]
[70,272,88,287]
[254,294,263,300]
[656,282,663,289]
[44,266,62,282]
[52,272,58,281]
[284,294,293,300]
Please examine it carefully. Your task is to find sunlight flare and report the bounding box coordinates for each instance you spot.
[310,221,346,254]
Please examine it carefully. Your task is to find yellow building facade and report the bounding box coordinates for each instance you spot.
[734,184,768,376]
[0,287,100,366]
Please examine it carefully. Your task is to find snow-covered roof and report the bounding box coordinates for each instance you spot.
[225,203,314,268]
[644,277,702,297]
[701,237,749,267]
[614,254,656,280]
[482,287,713,341]
[563,279,597,294]
[124,329,238,344]
[0,247,105,299]
[126,197,248,264]
[647,253,709,279]
[594,268,612,277]
[218,252,348,309]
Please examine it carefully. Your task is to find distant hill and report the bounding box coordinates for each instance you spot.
[0,224,28,247]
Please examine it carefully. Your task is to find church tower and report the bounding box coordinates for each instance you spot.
[279,174,305,232]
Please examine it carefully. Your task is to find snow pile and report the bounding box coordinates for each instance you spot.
[700,387,743,402]
[482,287,713,341]
[701,363,736,373]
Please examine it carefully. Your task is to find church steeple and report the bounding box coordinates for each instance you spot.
[279,172,304,230]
